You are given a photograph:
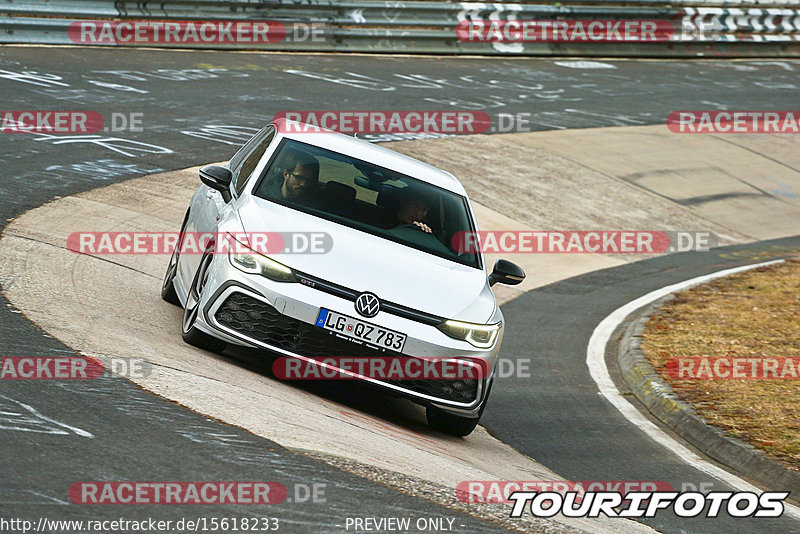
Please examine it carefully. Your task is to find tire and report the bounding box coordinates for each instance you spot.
[426,406,480,437]
[160,246,181,305]
[181,250,227,353]
[161,210,189,306]
[426,380,493,437]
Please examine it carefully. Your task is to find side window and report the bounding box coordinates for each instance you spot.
[230,126,275,196]
[228,129,263,174]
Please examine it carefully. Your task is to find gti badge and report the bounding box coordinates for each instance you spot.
[355,292,380,318]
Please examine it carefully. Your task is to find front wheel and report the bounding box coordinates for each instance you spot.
[426,406,480,437]
[181,251,226,353]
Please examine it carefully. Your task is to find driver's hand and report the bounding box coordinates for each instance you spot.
[413,221,432,234]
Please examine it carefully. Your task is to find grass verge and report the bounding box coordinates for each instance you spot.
[642,259,800,472]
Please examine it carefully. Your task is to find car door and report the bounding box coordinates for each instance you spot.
[179,126,275,291]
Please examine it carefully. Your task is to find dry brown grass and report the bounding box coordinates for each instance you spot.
[642,259,800,472]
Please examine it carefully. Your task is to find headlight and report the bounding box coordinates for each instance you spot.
[437,320,500,348]
[228,237,296,283]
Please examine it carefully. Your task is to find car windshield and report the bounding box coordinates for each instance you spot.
[252,138,481,269]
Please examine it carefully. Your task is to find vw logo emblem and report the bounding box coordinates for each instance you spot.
[355,292,380,318]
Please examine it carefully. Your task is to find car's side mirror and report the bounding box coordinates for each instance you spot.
[488,259,526,287]
[200,165,233,203]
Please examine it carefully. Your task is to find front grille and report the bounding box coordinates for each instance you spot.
[214,292,478,404]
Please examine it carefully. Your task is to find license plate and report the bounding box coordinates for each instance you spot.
[316,308,407,352]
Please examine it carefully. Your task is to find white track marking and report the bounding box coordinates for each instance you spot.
[554,60,617,69]
[586,259,800,521]
[0,394,94,438]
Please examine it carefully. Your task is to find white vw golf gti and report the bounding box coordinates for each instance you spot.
[162,121,525,436]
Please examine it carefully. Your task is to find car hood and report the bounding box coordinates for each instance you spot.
[238,196,495,323]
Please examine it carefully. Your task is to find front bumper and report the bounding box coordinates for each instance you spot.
[191,256,502,417]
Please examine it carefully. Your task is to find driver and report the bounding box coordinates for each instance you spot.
[390,188,433,234]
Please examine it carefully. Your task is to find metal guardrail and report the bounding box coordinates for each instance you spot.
[1,0,799,56]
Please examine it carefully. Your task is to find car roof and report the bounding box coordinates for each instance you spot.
[270,119,467,195]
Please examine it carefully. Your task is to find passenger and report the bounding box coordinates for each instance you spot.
[263,149,320,202]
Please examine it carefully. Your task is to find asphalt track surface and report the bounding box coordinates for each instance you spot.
[1,46,799,532]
